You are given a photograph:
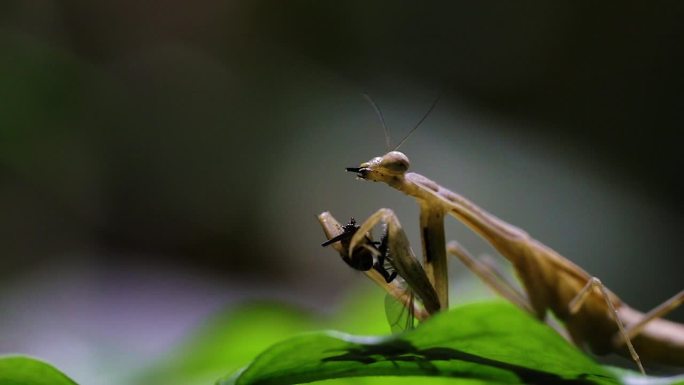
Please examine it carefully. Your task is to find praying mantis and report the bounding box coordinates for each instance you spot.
[320,149,684,373]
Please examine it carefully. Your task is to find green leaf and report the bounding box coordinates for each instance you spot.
[0,355,79,385]
[219,301,619,385]
[326,282,400,335]
[134,283,402,385]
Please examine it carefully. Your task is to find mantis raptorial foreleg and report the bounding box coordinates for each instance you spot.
[348,208,441,315]
[318,211,439,320]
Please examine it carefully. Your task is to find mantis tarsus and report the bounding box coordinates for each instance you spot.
[321,150,684,373]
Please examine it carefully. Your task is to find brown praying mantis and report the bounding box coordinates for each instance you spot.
[319,150,684,374]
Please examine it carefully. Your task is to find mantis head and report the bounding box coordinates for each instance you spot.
[346,151,410,182]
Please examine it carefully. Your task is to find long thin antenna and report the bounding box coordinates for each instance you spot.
[393,94,441,151]
[363,93,392,151]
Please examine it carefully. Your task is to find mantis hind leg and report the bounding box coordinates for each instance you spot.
[569,277,645,374]
[618,290,684,344]
[447,241,581,342]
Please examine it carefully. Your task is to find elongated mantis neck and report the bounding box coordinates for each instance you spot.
[385,173,426,198]
[405,172,526,236]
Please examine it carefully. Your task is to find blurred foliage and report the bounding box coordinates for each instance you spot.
[132,285,392,385]
[0,356,78,385]
[130,303,318,385]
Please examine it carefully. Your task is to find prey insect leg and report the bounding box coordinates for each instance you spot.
[373,226,398,283]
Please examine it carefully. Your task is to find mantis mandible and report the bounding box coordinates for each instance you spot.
[339,150,684,373]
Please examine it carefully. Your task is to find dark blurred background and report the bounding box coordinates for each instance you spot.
[1,1,682,383]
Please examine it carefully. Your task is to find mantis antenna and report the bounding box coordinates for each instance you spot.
[362,93,441,151]
[363,92,392,151]
[393,94,441,151]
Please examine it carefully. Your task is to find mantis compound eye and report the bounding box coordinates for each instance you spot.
[380,151,410,175]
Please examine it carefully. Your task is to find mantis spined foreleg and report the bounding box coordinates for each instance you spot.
[347,208,442,315]
[318,211,440,320]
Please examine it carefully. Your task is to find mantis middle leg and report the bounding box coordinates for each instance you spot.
[569,277,645,374]
[447,241,532,313]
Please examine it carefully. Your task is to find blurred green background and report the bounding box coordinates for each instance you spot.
[1,2,682,384]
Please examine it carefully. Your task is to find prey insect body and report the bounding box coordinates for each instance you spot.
[321,218,397,283]
[319,212,441,322]
[342,150,684,372]
[320,216,420,332]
